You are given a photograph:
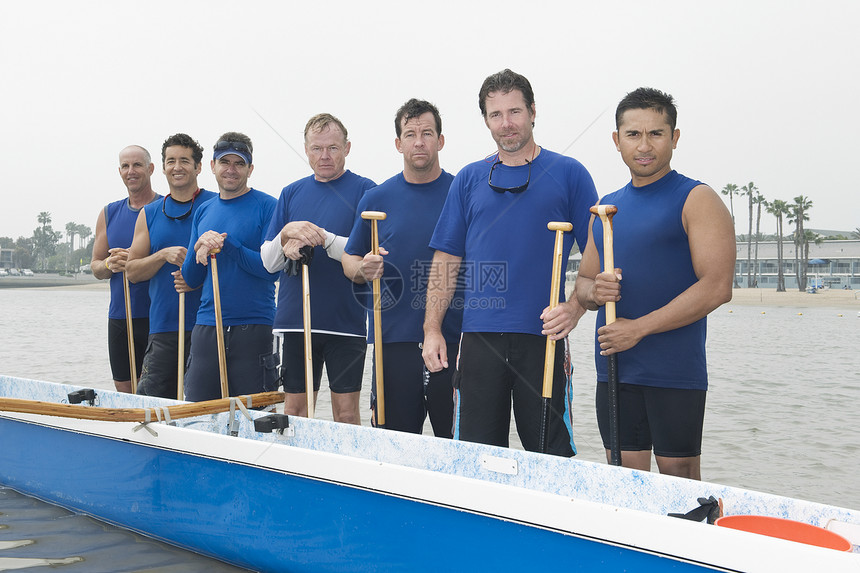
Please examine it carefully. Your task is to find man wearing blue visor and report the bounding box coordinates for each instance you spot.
[180,132,280,401]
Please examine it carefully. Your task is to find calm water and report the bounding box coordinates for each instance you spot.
[1,285,859,569]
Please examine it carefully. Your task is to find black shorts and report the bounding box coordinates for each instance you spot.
[136,331,191,399]
[107,317,149,382]
[281,332,366,394]
[595,382,706,458]
[454,332,574,457]
[369,341,457,437]
[184,324,279,402]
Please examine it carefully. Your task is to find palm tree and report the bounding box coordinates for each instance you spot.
[77,224,92,256]
[789,195,813,291]
[767,199,789,292]
[720,183,739,228]
[65,222,77,273]
[853,227,860,240]
[740,182,758,287]
[37,211,52,230]
[721,183,740,287]
[76,224,92,245]
[34,212,55,270]
[752,191,766,287]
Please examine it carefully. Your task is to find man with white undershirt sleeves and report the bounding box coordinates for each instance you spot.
[261,113,375,425]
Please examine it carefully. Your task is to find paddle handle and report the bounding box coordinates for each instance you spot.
[177,291,185,400]
[590,205,618,325]
[210,253,229,399]
[541,222,573,399]
[362,211,387,427]
[122,271,137,393]
[302,262,315,418]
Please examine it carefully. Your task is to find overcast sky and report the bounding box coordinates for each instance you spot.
[1,0,857,242]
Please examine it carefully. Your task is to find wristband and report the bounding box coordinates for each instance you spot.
[105,259,110,271]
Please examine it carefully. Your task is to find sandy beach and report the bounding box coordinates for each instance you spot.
[724,286,860,308]
[562,281,860,309]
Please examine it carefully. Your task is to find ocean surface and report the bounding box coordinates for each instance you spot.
[0,284,858,570]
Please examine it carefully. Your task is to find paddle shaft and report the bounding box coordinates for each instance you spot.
[0,391,285,423]
[361,211,387,427]
[210,253,229,399]
[122,271,138,393]
[177,291,185,401]
[591,205,621,466]
[302,262,314,418]
[539,222,573,453]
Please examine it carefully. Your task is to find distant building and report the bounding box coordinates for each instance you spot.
[0,247,13,270]
[566,240,860,290]
[734,239,860,289]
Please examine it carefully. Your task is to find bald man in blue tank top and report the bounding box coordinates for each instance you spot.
[90,145,160,393]
[576,88,736,480]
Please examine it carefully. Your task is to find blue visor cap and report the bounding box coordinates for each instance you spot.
[213,140,252,164]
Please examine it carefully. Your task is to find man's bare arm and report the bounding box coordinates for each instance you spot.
[594,185,735,355]
[422,250,462,372]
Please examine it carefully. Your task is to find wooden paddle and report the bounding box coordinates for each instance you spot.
[177,291,185,400]
[362,210,387,428]
[539,221,573,453]
[122,271,138,394]
[300,247,315,418]
[590,204,621,466]
[0,391,285,423]
[210,249,229,399]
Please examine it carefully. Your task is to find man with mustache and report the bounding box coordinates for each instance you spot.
[575,88,735,479]
[423,69,597,456]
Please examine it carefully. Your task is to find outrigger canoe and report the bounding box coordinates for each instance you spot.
[1,374,859,572]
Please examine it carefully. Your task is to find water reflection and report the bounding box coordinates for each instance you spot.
[0,487,249,572]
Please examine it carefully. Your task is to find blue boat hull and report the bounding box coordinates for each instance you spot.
[0,416,715,572]
[2,376,859,572]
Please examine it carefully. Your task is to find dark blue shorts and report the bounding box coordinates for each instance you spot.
[595,382,706,458]
[136,331,191,399]
[184,324,279,402]
[369,341,457,437]
[107,317,148,383]
[281,333,366,394]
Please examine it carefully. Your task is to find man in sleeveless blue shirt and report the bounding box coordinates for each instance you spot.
[575,88,736,479]
[181,132,280,402]
[423,70,598,456]
[343,99,462,436]
[126,134,216,398]
[261,114,374,424]
[90,145,160,393]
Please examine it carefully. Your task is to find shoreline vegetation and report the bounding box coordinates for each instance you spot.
[2,274,858,308]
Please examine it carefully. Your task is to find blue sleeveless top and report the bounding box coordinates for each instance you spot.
[105,196,159,320]
[594,171,708,390]
[144,189,217,333]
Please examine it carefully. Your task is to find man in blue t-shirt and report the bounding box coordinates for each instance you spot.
[343,98,462,436]
[90,145,160,393]
[181,132,280,402]
[423,70,598,456]
[575,88,735,479]
[261,114,374,424]
[126,133,216,399]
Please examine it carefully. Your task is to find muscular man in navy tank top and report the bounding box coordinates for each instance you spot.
[576,88,736,479]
